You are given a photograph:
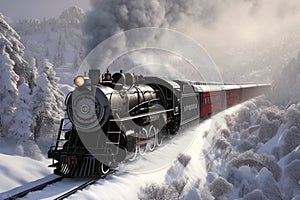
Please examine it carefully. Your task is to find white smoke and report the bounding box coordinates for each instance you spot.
[84,0,300,82]
[84,0,195,52]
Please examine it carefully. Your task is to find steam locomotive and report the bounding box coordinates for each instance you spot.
[48,69,270,177]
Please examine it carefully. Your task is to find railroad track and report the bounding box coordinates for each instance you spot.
[4,176,64,200]
[54,170,115,200]
[4,170,115,200]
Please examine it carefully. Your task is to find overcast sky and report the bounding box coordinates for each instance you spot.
[0,0,90,22]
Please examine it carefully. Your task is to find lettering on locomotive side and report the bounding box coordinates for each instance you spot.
[183,104,198,112]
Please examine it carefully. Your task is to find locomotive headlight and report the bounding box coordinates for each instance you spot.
[74,76,85,87]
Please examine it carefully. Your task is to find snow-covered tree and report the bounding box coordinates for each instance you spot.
[0,14,29,86]
[8,83,33,142]
[72,53,81,69]
[13,7,86,69]
[0,15,21,136]
[27,57,38,93]
[54,34,66,67]
[59,6,85,27]
[31,59,64,140]
[0,39,19,136]
[39,59,64,109]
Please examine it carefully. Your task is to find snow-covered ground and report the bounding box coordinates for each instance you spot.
[2,95,300,199]
[2,3,300,199]
[0,138,52,194]
[0,101,243,199]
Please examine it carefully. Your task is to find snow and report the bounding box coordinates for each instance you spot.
[0,99,247,199]
[0,154,52,194]
[1,6,300,199]
[257,123,288,155]
[1,94,300,199]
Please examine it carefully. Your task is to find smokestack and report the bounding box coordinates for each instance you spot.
[89,69,100,85]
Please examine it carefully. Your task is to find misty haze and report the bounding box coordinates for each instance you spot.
[1,0,300,199]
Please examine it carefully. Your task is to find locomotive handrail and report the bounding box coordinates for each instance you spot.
[110,109,173,122]
[129,98,161,113]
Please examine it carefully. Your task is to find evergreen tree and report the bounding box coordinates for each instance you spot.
[27,57,38,93]
[40,59,64,109]
[72,52,81,69]
[31,59,64,140]
[54,34,65,67]
[8,83,33,142]
[0,40,19,136]
[0,14,29,86]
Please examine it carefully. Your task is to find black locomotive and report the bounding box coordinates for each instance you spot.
[48,69,200,177]
[48,69,269,177]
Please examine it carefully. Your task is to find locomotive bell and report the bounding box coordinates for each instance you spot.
[89,69,101,85]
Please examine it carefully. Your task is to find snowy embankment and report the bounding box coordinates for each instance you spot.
[0,100,243,199]
[0,138,52,193]
[199,98,300,199]
[2,96,300,199]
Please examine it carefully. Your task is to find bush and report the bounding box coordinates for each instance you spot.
[213,136,232,157]
[229,151,281,181]
[259,106,285,122]
[171,178,188,196]
[177,153,191,168]
[237,106,251,124]
[220,128,231,139]
[256,115,280,144]
[138,183,178,200]
[139,177,189,200]
[209,177,233,199]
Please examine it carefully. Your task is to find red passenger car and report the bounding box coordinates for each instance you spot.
[193,83,223,117]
